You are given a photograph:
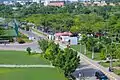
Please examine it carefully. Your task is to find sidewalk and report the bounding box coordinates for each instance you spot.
[59,42,120,80]
[0,41,37,46]
[96,59,119,63]
[80,53,120,80]
[32,28,120,80]
[0,64,54,68]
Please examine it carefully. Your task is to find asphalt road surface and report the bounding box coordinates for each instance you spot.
[1,29,120,80]
[0,29,42,53]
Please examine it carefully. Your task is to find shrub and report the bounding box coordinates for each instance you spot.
[100,49,106,60]
[17,38,25,44]
[26,47,32,55]
[9,38,14,42]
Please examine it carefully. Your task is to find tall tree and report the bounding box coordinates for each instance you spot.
[38,39,49,53]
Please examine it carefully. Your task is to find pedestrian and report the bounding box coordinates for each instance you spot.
[109,67,113,72]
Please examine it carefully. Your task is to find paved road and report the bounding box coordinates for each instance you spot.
[0,41,41,53]
[32,29,98,80]
[19,29,41,40]
[80,53,120,80]
[58,42,98,80]
[0,30,42,53]
[74,61,97,80]
[59,40,120,80]
[1,28,120,80]
[18,29,98,79]
[0,64,54,68]
[33,29,120,80]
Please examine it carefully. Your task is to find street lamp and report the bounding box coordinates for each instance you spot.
[80,43,82,53]
[92,47,94,59]
[109,55,113,72]
[84,44,86,55]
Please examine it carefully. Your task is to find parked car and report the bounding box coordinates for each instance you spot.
[95,70,109,80]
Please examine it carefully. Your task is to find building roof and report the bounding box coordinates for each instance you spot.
[48,2,64,7]
[55,32,72,36]
[0,29,17,37]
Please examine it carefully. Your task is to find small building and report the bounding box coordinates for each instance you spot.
[44,1,64,7]
[48,34,54,40]
[55,32,78,45]
[109,3,115,6]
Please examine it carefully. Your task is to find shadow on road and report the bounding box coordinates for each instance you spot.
[73,68,97,78]
[78,64,89,68]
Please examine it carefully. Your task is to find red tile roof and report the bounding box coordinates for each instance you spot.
[48,2,64,7]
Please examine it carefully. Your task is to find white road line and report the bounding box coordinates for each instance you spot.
[0,64,55,68]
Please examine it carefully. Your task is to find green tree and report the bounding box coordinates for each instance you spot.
[44,42,59,61]
[53,50,65,67]
[26,47,31,55]
[38,39,49,52]
[70,25,79,33]
[116,48,120,61]
[62,48,80,77]
[100,48,106,60]
[0,28,4,35]
[52,48,80,77]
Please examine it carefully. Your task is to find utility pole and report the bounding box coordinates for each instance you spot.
[80,43,82,53]
[92,47,94,59]
[109,55,113,72]
[84,44,86,55]
[110,55,112,68]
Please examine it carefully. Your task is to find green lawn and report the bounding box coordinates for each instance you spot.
[71,45,101,60]
[85,52,101,60]
[114,69,120,75]
[100,61,120,75]
[0,68,67,80]
[71,45,84,53]
[0,51,67,80]
[0,29,17,37]
[100,61,120,67]
[0,50,50,65]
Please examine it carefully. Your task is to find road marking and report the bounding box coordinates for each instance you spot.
[30,29,118,80]
[0,64,55,68]
[81,54,117,80]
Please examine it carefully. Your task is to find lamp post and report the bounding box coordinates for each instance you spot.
[92,37,94,60]
[109,55,113,72]
[84,44,86,55]
[92,47,94,59]
[110,55,112,68]
[80,43,81,53]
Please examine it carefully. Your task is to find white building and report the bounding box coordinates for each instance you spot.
[44,0,79,6]
[3,1,15,5]
[32,0,40,3]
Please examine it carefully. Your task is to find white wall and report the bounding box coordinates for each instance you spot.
[61,36,78,45]
[69,37,78,45]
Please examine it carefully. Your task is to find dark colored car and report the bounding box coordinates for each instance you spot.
[95,70,109,80]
